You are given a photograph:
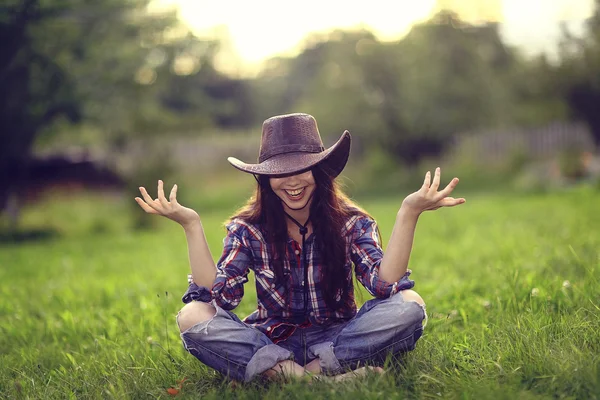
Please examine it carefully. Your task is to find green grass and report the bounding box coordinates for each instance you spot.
[0,186,599,399]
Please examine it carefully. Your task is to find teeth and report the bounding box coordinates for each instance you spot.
[285,188,304,196]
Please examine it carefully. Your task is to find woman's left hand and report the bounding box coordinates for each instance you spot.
[401,167,465,215]
[135,180,200,229]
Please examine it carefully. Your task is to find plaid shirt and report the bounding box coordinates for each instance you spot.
[182,214,414,342]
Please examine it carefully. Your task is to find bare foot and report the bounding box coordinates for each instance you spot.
[316,366,385,383]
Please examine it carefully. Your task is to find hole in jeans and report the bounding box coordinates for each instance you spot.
[177,303,218,335]
[405,300,428,329]
[399,292,427,329]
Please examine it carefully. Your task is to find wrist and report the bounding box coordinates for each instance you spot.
[398,202,421,220]
[182,216,202,232]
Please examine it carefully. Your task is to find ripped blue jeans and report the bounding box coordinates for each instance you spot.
[177,292,426,382]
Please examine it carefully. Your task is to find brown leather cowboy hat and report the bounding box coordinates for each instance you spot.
[227,113,351,177]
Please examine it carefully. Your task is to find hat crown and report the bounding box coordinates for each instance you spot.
[258,113,325,163]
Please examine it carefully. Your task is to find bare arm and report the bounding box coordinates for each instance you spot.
[135,180,216,288]
[180,220,217,288]
[378,207,420,283]
[378,167,465,283]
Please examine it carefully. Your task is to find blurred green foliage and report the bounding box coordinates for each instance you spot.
[0,0,247,214]
[2,0,600,225]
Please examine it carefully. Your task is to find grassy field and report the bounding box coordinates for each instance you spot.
[0,186,599,399]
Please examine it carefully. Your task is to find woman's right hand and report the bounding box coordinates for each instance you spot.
[135,180,200,229]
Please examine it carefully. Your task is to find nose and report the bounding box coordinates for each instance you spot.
[283,174,302,187]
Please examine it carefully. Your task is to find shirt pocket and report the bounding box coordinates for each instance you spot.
[254,267,288,311]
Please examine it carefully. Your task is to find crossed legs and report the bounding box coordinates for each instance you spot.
[177,290,425,381]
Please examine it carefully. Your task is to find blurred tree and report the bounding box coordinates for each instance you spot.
[285,31,387,150]
[0,0,238,222]
[508,53,569,127]
[252,30,395,157]
[370,11,522,165]
[559,0,600,149]
[159,59,255,129]
[252,11,562,166]
[1,1,73,216]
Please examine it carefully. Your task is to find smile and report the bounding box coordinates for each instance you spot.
[284,188,305,199]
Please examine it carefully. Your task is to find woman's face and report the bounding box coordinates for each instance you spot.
[269,170,316,212]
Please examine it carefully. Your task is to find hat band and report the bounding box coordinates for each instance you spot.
[259,144,325,162]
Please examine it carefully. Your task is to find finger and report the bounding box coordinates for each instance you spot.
[431,167,441,191]
[134,197,159,214]
[139,187,161,211]
[439,196,466,207]
[157,180,169,207]
[422,171,431,189]
[169,184,178,203]
[437,177,460,199]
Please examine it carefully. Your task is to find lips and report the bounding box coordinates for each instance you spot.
[284,187,305,200]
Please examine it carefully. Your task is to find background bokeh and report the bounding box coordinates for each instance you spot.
[1,0,600,235]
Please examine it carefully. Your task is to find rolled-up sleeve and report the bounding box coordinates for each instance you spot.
[182,221,253,310]
[351,217,414,298]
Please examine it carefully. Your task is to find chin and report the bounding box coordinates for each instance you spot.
[284,200,309,211]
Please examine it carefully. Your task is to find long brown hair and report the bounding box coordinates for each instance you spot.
[231,164,371,311]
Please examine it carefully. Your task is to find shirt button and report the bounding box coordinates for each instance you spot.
[294,250,300,255]
[267,327,272,331]
[301,281,305,286]
[310,311,314,316]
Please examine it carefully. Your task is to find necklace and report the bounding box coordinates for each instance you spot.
[284,211,310,318]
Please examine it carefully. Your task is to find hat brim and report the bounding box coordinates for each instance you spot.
[228,130,351,177]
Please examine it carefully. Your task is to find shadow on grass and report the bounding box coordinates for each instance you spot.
[0,228,60,245]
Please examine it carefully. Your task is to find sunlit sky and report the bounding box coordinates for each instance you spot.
[157,0,595,75]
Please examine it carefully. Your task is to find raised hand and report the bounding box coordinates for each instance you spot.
[402,167,466,215]
[135,180,200,229]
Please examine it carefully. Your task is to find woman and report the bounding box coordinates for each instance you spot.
[135,113,465,382]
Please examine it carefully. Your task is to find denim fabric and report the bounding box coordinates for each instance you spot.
[179,292,425,382]
[177,304,294,382]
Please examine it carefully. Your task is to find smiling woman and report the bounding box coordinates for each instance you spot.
[269,171,316,212]
[135,112,466,382]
